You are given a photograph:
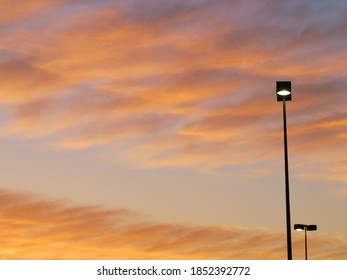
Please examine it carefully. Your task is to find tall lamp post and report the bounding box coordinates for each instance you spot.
[294,224,317,260]
[276,81,293,260]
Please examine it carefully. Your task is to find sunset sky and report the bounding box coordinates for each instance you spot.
[0,0,347,260]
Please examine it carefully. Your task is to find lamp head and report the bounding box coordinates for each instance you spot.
[276,81,292,101]
[294,224,305,231]
[307,225,317,231]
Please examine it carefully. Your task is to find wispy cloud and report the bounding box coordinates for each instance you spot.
[0,0,347,176]
[0,187,345,259]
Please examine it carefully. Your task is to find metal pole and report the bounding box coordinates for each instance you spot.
[282,98,292,260]
[305,226,308,260]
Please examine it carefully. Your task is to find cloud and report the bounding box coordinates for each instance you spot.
[0,0,64,25]
[0,0,346,177]
[0,187,346,259]
[0,59,64,102]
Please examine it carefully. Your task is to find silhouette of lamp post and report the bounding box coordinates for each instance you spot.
[294,224,317,260]
[276,81,293,260]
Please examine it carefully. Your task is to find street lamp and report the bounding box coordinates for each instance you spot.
[294,224,317,260]
[276,81,292,260]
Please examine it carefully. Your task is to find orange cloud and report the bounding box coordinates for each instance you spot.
[0,0,346,176]
[0,187,346,260]
[0,60,63,102]
[0,0,64,25]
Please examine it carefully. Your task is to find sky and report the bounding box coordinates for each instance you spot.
[0,0,347,260]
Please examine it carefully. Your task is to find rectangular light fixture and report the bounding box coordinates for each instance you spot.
[276,81,292,101]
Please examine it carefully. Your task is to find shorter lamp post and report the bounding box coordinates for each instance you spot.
[294,224,317,260]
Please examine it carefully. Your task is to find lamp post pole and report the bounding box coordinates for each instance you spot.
[304,226,308,260]
[282,97,292,260]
